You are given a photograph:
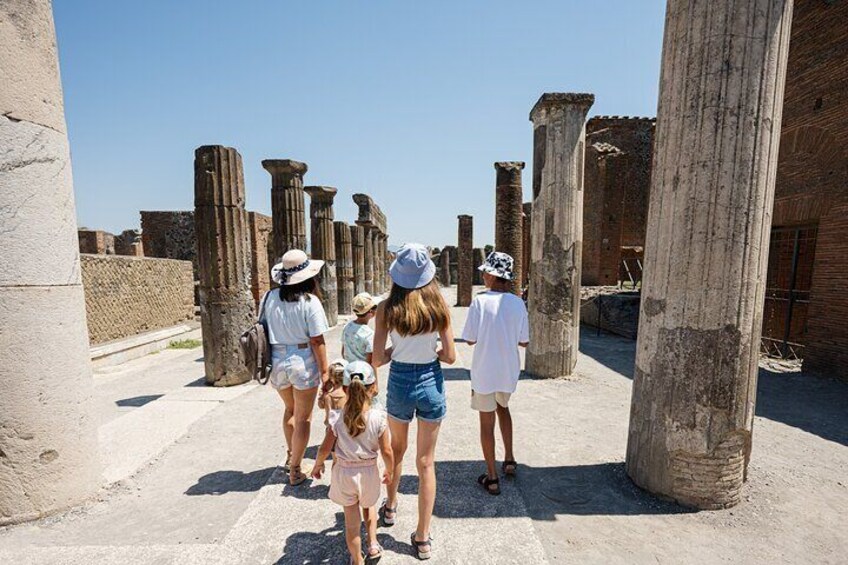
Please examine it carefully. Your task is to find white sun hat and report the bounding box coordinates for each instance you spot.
[343,360,376,386]
[271,249,325,286]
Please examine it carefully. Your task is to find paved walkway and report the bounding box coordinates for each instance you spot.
[1,287,846,564]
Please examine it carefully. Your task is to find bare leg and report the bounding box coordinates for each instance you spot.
[363,506,378,554]
[343,504,364,564]
[277,387,295,454]
[386,418,409,510]
[496,404,514,463]
[415,419,441,550]
[290,386,318,479]
[479,410,498,480]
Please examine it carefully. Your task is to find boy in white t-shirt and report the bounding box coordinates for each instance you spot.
[461,252,529,495]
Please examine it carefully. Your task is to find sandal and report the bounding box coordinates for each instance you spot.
[502,460,518,477]
[410,532,433,560]
[477,473,501,495]
[379,499,397,527]
[282,450,292,473]
[350,552,365,565]
[365,542,383,564]
[289,465,308,486]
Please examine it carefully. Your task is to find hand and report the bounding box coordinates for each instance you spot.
[311,463,325,479]
[321,376,333,394]
[382,470,392,485]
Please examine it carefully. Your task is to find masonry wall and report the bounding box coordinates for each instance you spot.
[771,0,848,379]
[80,255,194,345]
[581,117,655,286]
[140,211,197,276]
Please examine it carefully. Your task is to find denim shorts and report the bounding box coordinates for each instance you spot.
[386,360,446,423]
[270,345,321,391]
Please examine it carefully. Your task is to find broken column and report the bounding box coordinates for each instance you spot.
[522,202,532,288]
[495,161,526,294]
[473,248,485,285]
[335,221,355,315]
[457,215,473,306]
[351,224,366,295]
[525,92,594,379]
[353,193,388,294]
[626,0,794,510]
[0,0,101,525]
[263,159,308,263]
[305,186,338,326]
[195,145,254,387]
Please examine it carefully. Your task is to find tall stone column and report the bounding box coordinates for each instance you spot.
[335,221,355,315]
[525,92,594,379]
[304,186,338,326]
[457,215,474,306]
[377,232,388,293]
[439,248,452,286]
[351,225,366,295]
[626,0,794,510]
[369,230,381,294]
[362,226,375,294]
[353,194,387,294]
[473,248,485,285]
[195,145,255,387]
[521,202,532,289]
[263,159,307,263]
[495,161,526,294]
[0,0,100,525]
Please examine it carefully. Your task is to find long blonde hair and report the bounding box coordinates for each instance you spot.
[383,280,450,336]
[344,380,374,437]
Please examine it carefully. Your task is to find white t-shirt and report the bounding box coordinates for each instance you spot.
[342,321,374,362]
[461,291,529,394]
[329,407,387,461]
[389,330,438,364]
[262,291,329,345]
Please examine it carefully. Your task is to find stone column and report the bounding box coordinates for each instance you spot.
[521,202,532,289]
[369,230,381,294]
[495,161,526,294]
[263,159,307,263]
[353,193,388,294]
[473,248,485,285]
[457,215,474,306]
[305,186,338,326]
[362,226,375,294]
[351,225,366,295]
[439,248,452,286]
[626,0,794,510]
[195,145,255,387]
[335,221,355,315]
[0,0,100,525]
[525,92,594,379]
[378,232,388,293]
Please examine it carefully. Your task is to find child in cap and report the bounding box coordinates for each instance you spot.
[461,252,529,496]
[342,293,378,363]
[312,361,393,564]
[318,359,348,427]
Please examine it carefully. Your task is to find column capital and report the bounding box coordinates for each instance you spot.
[530,92,595,123]
[262,159,308,186]
[304,185,338,203]
[494,161,526,172]
[353,193,387,234]
[495,161,526,186]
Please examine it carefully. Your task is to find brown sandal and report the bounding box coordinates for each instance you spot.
[289,465,308,486]
[477,473,501,495]
[502,460,517,477]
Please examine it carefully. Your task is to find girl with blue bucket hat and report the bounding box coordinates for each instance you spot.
[371,242,457,560]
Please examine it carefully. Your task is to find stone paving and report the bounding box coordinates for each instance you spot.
[1,287,846,564]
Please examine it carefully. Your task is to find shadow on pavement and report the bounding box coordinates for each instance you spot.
[577,325,636,379]
[185,467,279,496]
[115,394,163,407]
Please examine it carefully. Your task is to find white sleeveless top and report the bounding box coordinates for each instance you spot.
[390,330,438,364]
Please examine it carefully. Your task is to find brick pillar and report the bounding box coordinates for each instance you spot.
[263,159,307,263]
[305,186,338,326]
[0,0,100,525]
[626,0,794,510]
[473,248,485,285]
[457,215,473,306]
[522,202,532,290]
[334,221,354,315]
[195,145,255,387]
[351,224,366,295]
[362,226,374,294]
[526,92,594,380]
[495,161,526,294]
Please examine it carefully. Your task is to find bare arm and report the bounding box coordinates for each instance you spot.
[372,304,390,368]
[310,426,337,479]
[378,427,394,484]
[310,334,330,392]
[438,320,457,365]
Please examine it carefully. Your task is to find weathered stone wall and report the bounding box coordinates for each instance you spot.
[582,116,654,286]
[248,212,272,308]
[140,211,197,277]
[78,229,115,255]
[80,255,194,344]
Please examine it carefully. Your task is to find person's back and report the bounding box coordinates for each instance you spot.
[330,407,386,461]
[342,320,375,362]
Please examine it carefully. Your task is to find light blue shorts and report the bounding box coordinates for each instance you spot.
[270,344,321,391]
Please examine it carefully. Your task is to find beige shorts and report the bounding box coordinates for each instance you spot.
[329,458,381,508]
[470,391,512,412]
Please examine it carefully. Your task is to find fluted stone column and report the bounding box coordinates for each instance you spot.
[457,215,473,306]
[525,92,594,379]
[195,145,254,387]
[626,0,794,510]
[495,162,526,294]
[522,202,532,289]
[335,221,354,315]
[439,248,452,286]
[264,159,307,263]
[0,0,100,525]
[353,193,388,294]
[473,248,485,285]
[351,225,366,295]
[379,233,389,293]
[362,226,375,294]
[305,186,338,326]
[370,230,381,294]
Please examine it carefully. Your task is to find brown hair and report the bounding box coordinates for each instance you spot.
[328,362,346,388]
[278,275,322,303]
[383,280,450,336]
[344,380,375,437]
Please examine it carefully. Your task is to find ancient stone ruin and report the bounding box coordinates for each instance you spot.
[494,161,525,294]
[335,221,355,315]
[264,159,308,263]
[456,215,473,306]
[353,193,389,295]
[305,186,339,326]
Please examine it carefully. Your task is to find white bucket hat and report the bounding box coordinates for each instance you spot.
[271,249,325,286]
[479,251,515,281]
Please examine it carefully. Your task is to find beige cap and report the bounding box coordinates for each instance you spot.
[352,292,377,315]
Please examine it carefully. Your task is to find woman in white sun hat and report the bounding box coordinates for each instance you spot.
[261,249,330,486]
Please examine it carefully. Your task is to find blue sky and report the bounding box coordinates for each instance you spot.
[54,0,665,249]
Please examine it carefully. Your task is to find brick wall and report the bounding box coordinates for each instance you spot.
[248,211,273,307]
[582,117,655,286]
[78,229,115,255]
[80,255,195,345]
[140,211,197,277]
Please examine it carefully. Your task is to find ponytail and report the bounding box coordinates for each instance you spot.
[344,380,373,437]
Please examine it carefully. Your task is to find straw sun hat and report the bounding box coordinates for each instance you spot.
[271,249,324,285]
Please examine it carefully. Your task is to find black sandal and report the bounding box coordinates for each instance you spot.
[502,460,518,477]
[410,532,433,560]
[477,473,501,495]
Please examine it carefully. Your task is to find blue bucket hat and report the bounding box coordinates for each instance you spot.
[389,243,436,289]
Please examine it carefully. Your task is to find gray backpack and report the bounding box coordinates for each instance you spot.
[240,291,272,385]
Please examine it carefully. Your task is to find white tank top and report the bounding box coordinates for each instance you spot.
[390,330,439,364]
